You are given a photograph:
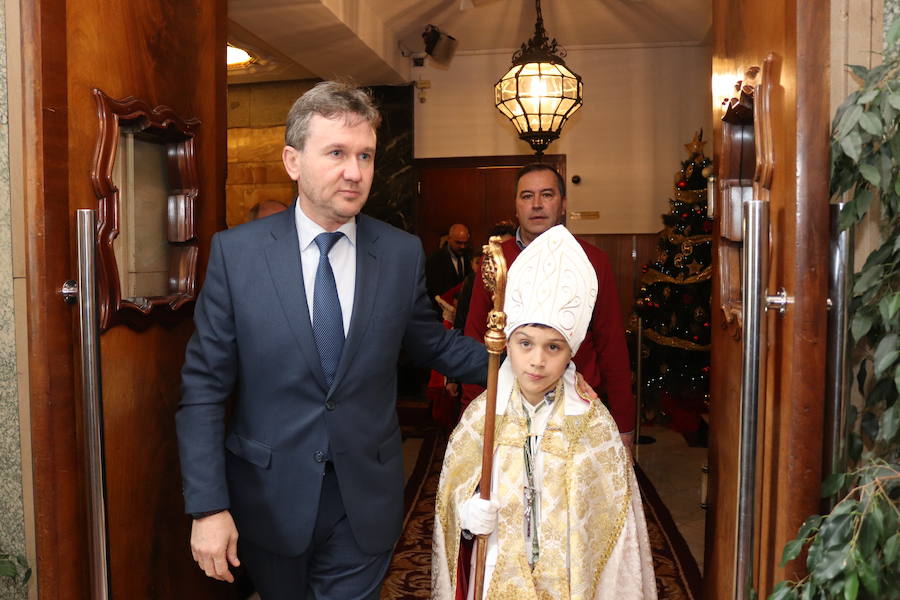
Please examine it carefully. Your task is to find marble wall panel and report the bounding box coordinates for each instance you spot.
[0,0,28,596]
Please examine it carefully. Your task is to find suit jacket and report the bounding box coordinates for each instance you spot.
[425,245,471,302]
[177,206,487,556]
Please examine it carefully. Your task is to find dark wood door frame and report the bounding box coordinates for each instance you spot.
[20,1,86,596]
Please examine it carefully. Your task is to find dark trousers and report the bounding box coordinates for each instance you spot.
[238,466,392,600]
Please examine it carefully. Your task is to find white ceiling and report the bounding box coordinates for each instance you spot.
[227,0,711,86]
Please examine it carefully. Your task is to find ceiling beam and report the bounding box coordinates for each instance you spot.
[229,0,411,86]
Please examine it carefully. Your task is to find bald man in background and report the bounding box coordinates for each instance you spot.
[247,199,288,221]
[425,224,471,311]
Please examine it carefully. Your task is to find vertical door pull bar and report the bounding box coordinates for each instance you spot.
[75,209,111,600]
[824,203,852,508]
[735,199,768,600]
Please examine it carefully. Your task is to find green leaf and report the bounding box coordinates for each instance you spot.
[782,538,806,566]
[882,292,900,323]
[880,154,894,193]
[867,378,895,408]
[889,91,900,111]
[837,103,864,136]
[853,264,884,296]
[859,111,883,135]
[821,472,846,497]
[877,403,899,442]
[798,514,824,540]
[845,571,859,600]
[858,163,881,187]
[0,561,17,578]
[859,508,882,556]
[862,410,879,440]
[848,64,869,81]
[813,548,848,581]
[895,362,900,395]
[855,186,873,218]
[857,88,879,104]
[873,334,899,377]
[858,555,880,596]
[840,131,863,161]
[851,311,873,341]
[769,581,797,600]
[857,361,868,394]
[839,199,859,230]
[889,17,900,47]
[885,532,900,565]
[848,432,863,461]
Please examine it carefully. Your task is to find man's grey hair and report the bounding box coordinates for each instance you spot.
[284,81,381,149]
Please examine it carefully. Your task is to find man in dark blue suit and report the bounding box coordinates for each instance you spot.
[176,81,487,599]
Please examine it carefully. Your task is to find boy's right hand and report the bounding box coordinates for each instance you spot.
[460,496,499,535]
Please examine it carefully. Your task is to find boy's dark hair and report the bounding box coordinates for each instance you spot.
[488,220,517,238]
[516,163,566,198]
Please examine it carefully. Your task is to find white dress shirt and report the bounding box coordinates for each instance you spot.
[294,202,356,335]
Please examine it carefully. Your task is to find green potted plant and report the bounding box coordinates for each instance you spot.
[768,19,900,600]
[0,550,30,587]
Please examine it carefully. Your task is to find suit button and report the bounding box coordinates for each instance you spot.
[314,451,326,463]
[325,400,335,411]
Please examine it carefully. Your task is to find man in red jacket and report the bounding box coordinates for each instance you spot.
[463,163,635,452]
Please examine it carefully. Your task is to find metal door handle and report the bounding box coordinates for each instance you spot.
[70,209,111,600]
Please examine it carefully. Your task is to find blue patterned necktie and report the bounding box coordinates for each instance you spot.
[313,232,345,387]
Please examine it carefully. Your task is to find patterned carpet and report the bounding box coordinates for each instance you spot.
[381,431,702,599]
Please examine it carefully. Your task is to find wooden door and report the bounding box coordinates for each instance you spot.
[20,1,229,598]
[415,155,566,254]
[705,1,830,598]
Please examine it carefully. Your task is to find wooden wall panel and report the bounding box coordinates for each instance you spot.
[20,0,89,596]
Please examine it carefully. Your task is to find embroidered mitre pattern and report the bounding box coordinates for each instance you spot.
[504,225,598,354]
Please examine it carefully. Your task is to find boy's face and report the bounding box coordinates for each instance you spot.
[507,325,573,405]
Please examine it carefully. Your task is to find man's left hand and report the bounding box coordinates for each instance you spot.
[574,373,635,463]
[574,372,598,401]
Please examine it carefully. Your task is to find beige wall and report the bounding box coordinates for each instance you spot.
[226,79,317,228]
[830,0,887,266]
[413,43,714,234]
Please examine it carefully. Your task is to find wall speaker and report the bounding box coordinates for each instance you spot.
[422,25,457,66]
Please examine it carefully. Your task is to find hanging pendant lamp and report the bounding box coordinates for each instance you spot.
[494,0,583,156]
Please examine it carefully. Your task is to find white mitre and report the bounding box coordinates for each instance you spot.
[504,225,598,354]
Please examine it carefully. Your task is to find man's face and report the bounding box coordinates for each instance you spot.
[447,228,470,255]
[282,114,376,231]
[515,170,566,245]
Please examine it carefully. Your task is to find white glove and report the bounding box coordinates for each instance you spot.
[459,496,499,536]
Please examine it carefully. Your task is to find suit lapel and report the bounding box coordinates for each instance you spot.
[264,206,328,391]
[329,214,379,396]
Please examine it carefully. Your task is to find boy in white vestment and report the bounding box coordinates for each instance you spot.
[432,226,657,600]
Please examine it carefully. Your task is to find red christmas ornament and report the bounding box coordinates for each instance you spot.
[676,180,687,189]
[702,221,713,233]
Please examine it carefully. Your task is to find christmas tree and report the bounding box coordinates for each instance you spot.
[633,131,713,442]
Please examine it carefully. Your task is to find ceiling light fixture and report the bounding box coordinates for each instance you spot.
[494,0,583,156]
[227,44,256,69]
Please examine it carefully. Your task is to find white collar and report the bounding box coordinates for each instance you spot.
[495,360,590,417]
[294,199,357,251]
